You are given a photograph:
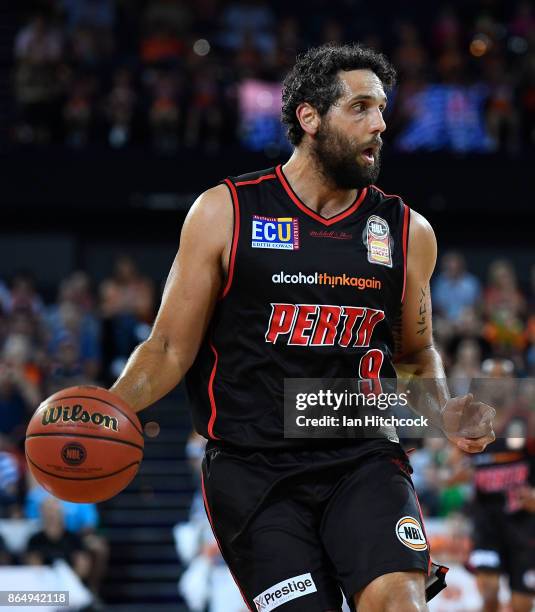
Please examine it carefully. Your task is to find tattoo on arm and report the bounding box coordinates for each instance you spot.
[416,285,428,335]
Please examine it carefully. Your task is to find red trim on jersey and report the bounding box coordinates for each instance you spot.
[222,179,241,299]
[207,341,220,440]
[371,186,411,303]
[414,489,432,576]
[370,184,403,200]
[276,164,368,227]
[235,173,276,186]
[201,474,253,611]
[401,203,410,304]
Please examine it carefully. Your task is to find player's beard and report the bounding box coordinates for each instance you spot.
[311,117,382,190]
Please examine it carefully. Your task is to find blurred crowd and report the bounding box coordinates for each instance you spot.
[434,253,535,377]
[0,254,155,606]
[8,0,535,153]
[405,253,535,516]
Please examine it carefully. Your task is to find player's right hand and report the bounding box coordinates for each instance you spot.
[441,393,496,453]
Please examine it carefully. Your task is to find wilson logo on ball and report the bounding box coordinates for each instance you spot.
[42,404,119,432]
[61,443,87,465]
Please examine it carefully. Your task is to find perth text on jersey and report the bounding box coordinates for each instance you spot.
[265,303,385,347]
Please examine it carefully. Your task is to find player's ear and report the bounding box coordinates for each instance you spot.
[296,103,320,137]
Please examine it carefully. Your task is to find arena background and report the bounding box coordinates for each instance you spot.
[0,0,534,610]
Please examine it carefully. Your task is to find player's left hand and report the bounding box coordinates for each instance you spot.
[441,393,496,453]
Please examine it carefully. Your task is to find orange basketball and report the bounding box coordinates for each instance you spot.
[25,386,144,503]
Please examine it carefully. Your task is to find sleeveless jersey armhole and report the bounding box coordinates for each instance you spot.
[221,178,241,299]
[401,203,411,305]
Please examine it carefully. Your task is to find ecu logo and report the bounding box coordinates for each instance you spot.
[251,215,300,250]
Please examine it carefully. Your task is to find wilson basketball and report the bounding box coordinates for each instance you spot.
[25,386,144,503]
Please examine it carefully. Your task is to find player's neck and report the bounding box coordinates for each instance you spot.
[282,150,359,217]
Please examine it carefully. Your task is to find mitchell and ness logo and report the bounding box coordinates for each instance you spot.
[309,230,352,240]
[272,271,381,291]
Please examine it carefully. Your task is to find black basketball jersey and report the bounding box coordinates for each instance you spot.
[185,164,410,449]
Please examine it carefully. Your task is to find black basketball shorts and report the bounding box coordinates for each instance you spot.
[469,503,535,594]
[201,440,447,611]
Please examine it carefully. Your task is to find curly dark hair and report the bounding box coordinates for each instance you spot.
[281,43,397,146]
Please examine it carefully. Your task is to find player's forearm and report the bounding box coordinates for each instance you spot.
[395,345,450,429]
[110,335,189,413]
[397,344,447,379]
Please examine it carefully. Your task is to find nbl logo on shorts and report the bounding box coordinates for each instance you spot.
[395,516,427,551]
[252,215,300,250]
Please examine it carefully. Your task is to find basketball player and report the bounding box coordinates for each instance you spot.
[110,44,496,611]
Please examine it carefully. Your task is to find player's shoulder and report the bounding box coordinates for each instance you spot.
[192,183,231,211]
[369,184,411,222]
[369,184,407,207]
[180,184,233,251]
[370,184,434,236]
[185,183,232,231]
[409,208,434,238]
[186,165,277,224]
[226,166,278,187]
[408,208,436,265]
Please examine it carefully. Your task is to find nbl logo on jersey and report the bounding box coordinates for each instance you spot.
[363,215,393,267]
[252,215,300,250]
